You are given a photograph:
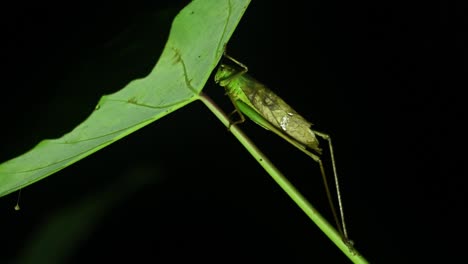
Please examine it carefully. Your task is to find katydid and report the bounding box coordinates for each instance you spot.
[214,53,351,244]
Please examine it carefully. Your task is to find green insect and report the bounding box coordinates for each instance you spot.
[214,53,350,244]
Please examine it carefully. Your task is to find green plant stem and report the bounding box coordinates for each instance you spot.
[198,93,368,264]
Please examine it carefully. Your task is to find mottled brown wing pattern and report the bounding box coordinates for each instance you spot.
[242,79,321,153]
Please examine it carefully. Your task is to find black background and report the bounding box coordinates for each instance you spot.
[1,1,451,263]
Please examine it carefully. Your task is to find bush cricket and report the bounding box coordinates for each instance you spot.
[214,53,351,245]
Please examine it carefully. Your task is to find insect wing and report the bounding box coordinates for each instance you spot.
[242,80,321,152]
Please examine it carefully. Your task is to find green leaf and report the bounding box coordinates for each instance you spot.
[0,0,250,197]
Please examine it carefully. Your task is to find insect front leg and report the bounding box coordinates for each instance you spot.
[215,53,249,85]
[223,52,249,73]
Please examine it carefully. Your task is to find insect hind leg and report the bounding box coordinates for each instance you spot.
[313,130,350,243]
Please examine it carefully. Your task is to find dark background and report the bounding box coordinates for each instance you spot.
[1,1,450,263]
